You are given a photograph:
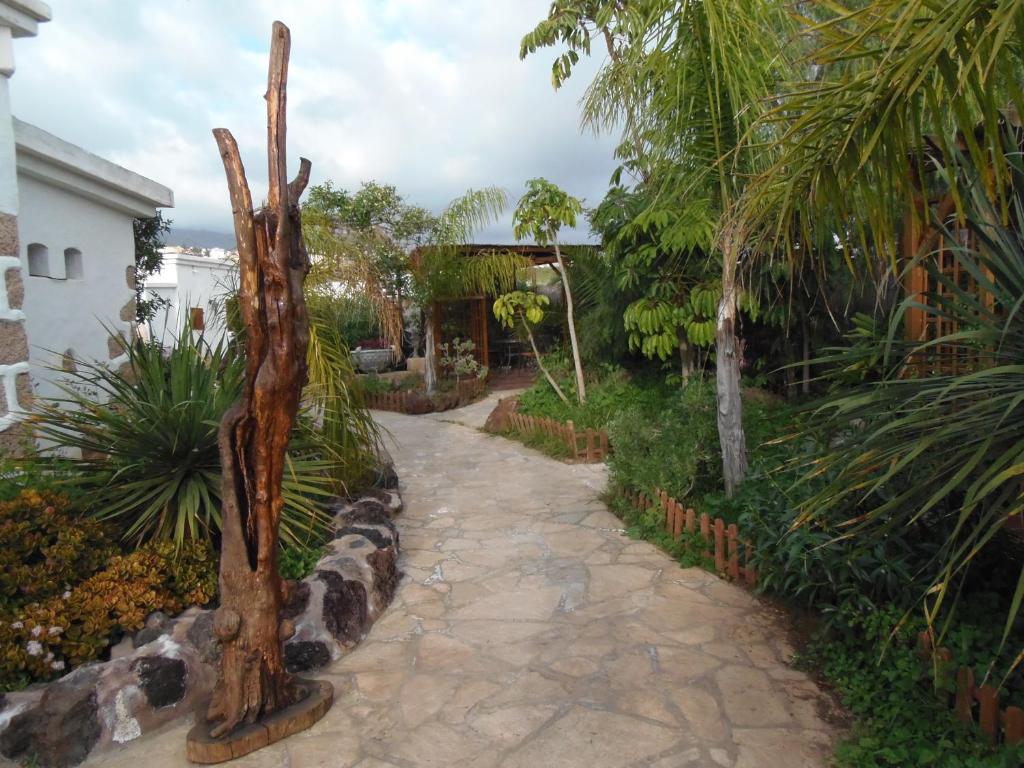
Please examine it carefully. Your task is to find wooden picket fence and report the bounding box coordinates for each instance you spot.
[620,486,758,587]
[365,379,486,414]
[917,630,1024,746]
[506,412,609,463]
[365,390,413,413]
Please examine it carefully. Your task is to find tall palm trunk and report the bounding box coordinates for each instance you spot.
[715,238,747,497]
[553,240,586,403]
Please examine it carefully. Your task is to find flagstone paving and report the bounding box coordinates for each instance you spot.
[88,395,842,767]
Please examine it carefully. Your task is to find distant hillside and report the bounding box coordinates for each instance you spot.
[166,227,236,250]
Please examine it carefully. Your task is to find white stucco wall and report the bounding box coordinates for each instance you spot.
[145,248,236,350]
[16,173,137,402]
[0,76,16,216]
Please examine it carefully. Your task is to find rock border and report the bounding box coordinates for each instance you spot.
[0,482,404,768]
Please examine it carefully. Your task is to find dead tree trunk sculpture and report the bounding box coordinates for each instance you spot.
[197,21,322,747]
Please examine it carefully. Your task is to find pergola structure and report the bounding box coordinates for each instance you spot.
[424,244,595,371]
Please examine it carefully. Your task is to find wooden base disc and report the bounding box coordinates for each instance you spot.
[186,679,334,764]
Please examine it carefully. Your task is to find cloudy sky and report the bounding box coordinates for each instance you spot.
[9,1,620,244]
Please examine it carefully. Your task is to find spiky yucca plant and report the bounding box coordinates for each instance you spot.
[29,325,336,549]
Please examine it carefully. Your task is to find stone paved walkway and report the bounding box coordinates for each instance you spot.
[89,395,841,768]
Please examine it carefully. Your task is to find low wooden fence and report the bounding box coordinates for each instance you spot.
[917,631,1024,746]
[506,413,609,463]
[365,390,413,412]
[619,487,758,587]
[365,379,485,414]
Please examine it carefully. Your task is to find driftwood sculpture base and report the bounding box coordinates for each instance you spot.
[186,679,333,764]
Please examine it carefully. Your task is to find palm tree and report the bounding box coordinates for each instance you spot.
[413,188,526,391]
[512,178,588,403]
[521,0,797,496]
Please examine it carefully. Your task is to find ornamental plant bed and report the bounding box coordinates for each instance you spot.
[616,486,757,586]
[483,397,609,464]
[0,483,405,767]
[505,411,609,464]
[0,490,218,692]
[916,630,1024,748]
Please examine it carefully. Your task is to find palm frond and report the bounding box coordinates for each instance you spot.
[742,0,1024,267]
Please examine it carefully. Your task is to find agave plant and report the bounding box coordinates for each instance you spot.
[29,324,336,549]
[796,156,1024,635]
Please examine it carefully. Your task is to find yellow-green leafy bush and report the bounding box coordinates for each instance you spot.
[0,491,115,614]
[0,540,217,690]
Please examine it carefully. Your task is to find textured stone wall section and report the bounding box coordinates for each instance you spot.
[107,265,134,377]
[0,210,32,453]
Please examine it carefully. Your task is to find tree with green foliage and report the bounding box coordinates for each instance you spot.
[133,210,171,323]
[303,181,435,353]
[741,0,1024,264]
[513,178,587,403]
[493,290,569,404]
[413,188,524,391]
[589,183,719,383]
[521,0,796,495]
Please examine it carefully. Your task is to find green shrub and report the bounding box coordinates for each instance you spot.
[0,490,115,614]
[724,462,939,619]
[280,541,326,581]
[607,490,713,570]
[0,539,217,690]
[0,459,79,502]
[606,379,720,501]
[794,165,1024,629]
[518,357,672,429]
[439,338,487,382]
[521,363,794,504]
[359,373,396,396]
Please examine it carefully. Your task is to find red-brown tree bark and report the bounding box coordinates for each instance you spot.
[205,20,313,739]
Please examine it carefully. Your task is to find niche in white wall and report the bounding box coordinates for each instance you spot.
[27,243,50,277]
[64,248,83,280]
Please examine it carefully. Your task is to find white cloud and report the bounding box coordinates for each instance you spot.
[9,1,619,242]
